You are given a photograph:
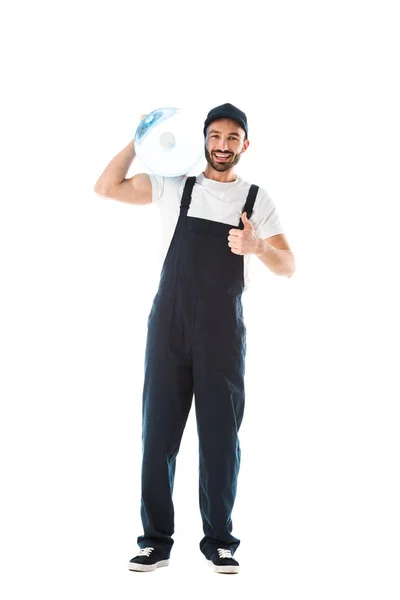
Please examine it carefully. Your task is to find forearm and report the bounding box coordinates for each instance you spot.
[255,238,296,277]
[94,140,136,192]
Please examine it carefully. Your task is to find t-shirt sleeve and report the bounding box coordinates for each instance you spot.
[148,174,187,205]
[250,188,285,240]
[148,174,165,204]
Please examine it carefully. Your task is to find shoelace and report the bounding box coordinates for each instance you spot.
[136,547,154,557]
[217,548,233,559]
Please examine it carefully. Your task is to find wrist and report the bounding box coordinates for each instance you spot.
[255,237,265,257]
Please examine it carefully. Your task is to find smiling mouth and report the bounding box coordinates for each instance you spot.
[214,153,232,161]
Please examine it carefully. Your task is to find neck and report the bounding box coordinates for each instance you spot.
[202,166,237,183]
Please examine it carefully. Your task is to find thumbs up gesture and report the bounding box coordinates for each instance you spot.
[227,212,261,255]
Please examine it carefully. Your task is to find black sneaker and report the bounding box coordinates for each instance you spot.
[207,548,240,574]
[128,547,170,572]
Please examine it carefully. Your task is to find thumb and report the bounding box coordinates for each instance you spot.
[242,212,252,229]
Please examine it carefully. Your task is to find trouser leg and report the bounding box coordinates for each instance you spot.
[193,359,245,559]
[137,354,193,555]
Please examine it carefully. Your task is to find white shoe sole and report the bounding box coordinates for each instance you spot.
[207,560,240,574]
[128,559,170,572]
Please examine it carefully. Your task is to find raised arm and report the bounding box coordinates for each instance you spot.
[94,138,152,206]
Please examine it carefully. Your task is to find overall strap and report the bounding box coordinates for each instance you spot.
[237,184,259,229]
[180,176,197,210]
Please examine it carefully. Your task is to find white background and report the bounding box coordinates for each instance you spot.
[1,0,399,598]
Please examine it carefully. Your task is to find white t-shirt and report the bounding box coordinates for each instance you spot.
[149,172,284,292]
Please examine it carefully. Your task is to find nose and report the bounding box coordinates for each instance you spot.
[215,139,230,152]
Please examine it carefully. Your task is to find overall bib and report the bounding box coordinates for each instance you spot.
[137,176,259,560]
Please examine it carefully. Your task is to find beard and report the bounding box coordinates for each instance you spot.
[204,147,242,172]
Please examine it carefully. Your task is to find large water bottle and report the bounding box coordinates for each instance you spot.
[134,107,204,177]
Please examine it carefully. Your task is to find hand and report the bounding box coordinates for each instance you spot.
[227,212,261,255]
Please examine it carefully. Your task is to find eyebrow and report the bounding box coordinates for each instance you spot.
[209,129,241,137]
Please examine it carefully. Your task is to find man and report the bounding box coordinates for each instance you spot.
[94,103,295,574]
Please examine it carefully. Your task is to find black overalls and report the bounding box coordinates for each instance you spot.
[137,176,259,560]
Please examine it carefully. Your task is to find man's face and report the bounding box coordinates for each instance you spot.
[204,118,249,172]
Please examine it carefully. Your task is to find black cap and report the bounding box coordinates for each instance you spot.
[203,102,248,138]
